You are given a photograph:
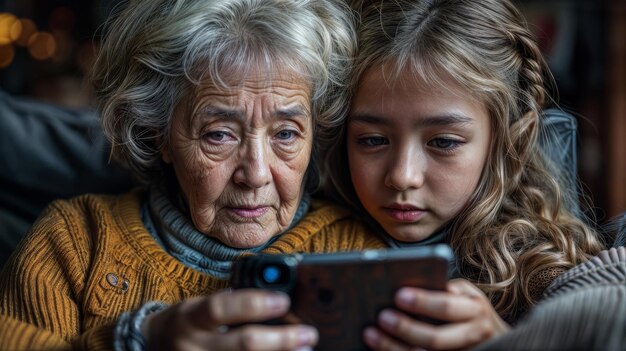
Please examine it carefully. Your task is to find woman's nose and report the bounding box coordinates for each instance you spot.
[232,139,272,189]
[384,146,425,191]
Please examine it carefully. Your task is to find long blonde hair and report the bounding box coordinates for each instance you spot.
[323,0,604,319]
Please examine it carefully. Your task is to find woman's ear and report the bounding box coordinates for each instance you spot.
[158,134,172,164]
[161,149,172,163]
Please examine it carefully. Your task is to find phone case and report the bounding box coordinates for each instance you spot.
[231,244,452,351]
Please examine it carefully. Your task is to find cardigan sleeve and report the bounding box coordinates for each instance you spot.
[0,200,100,350]
[0,315,70,350]
[473,247,626,351]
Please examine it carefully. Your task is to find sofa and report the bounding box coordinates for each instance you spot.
[0,90,134,265]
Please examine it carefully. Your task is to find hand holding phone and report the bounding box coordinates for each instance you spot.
[230,244,453,351]
[364,278,511,351]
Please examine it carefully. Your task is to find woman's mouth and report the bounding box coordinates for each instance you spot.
[227,206,270,218]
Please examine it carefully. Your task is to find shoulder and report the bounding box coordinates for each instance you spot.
[300,198,370,239]
[304,198,352,225]
[44,188,144,220]
[543,246,626,299]
[528,266,565,303]
[483,247,626,350]
[46,190,143,246]
[267,198,387,254]
[4,189,147,276]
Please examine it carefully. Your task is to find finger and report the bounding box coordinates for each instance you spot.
[363,327,425,351]
[210,324,318,351]
[447,279,486,299]
[394,287,482,322]
[186,289,290,329]
[375,310,495,350]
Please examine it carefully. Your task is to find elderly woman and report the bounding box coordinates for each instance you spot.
[0,0,386,350]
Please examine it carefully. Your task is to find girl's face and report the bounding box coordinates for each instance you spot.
[347,66,492,242]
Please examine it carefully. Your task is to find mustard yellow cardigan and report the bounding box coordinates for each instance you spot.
[0,190,386,350]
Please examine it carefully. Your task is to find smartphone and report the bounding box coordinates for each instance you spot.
[230,244,453,351]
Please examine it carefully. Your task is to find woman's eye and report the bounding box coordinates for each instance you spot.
[357,136,388,147]
[428,138,461,150]
[204,131,233,143]
[276,130,297,141]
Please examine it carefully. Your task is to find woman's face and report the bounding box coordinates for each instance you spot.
[347,66,491,242]
[162,70,313,248]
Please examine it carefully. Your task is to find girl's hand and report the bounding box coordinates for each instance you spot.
[144,289,318,351]
[364,279,510,350]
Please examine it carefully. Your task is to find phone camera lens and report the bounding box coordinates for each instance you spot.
[262,265,282,284]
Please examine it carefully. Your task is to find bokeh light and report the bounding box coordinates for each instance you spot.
[0,43,15,68]
[15,19,37,47]
[0,13,21,45]
[27,31,57,60]
[0,11,71,69]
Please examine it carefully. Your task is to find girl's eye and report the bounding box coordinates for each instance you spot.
[428,138,461,150]
[276,130,297,141]
[357,136,388,147]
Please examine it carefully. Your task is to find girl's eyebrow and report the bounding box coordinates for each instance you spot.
[349,112,473,126]
[419,113,473,126]
[349,113,390,125]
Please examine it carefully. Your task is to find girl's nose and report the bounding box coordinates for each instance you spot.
[384,145,425,191]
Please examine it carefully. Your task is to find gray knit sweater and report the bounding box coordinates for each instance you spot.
[476,246,626,351]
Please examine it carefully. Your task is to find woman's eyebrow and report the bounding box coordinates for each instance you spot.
[197,105,309,120]
[201,106,243,119]
[273,105,310,119]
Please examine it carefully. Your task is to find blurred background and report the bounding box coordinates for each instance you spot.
[0,0,624,222]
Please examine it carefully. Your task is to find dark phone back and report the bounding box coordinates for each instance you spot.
[293,246,450,350]
[231,245,452,351]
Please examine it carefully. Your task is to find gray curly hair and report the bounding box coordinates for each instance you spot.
[92,0,357,183]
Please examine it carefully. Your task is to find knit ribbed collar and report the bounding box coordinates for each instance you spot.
[141,181,311,279]
[370,217,459,279]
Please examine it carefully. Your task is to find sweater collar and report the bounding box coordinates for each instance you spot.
[141,181,310,279]
[371,217,459,279]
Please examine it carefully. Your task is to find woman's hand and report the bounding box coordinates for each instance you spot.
[144,289,317,351]
[363,279,510,350]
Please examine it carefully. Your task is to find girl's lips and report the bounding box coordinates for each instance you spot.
[383,207,426,222]
[227,207,270,218]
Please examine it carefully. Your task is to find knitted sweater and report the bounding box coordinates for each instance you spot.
[475,246,626,350]
[0,190,386,350]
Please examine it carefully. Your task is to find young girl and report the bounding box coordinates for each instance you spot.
[322,0,605,349]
